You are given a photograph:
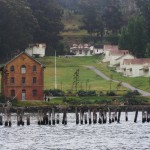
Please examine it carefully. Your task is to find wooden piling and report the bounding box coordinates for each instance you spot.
[0,115,3,125]
[27,115,30,125]
[48,111,51,125]
[109,111,112,124]
[37,110,42,125]
[75,108,79,125]
[93,110,97,124]
[134,110,138,123]
[88,109,92,124]
[98,111,102,124]
[84,114,87,124]
[103,111,107,124]
[17,110,24,126]
[125,111,128,122]
[52,108,55,125]
[80,109,84,124]
[142,110,146,123]
[56,114,59,124]
[111,113,115,122]
[62,110,67,125]
[115,111,117,121]
[117,110,121,123]
[147,111,150,122]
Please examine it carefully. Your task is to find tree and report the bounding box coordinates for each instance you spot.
[136,0,150,40]
[102,0,123,33]
[0,0,38,61]
[119,16,147,58]
[79,0,123,41]
[79,0,104,39]
[72,69,80,92]
[27,0,64,55]
[145,43,150,58]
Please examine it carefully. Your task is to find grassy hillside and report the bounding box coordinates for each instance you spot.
[38,56,127,94]
[38,55,150,94]
[61,9,88,37]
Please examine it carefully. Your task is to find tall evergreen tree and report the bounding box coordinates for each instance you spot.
[136,0,150,40]
[0,0,38,61]
[27,0,64,55]
[119,16,147,57]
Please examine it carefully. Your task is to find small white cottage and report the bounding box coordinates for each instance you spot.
[103,45,119,62]
[92,45,104,55]
[70,43,93,56]
[25,43,46,57]
[114,54,135,72]
[122,58,150,77]
[109,50,129,66]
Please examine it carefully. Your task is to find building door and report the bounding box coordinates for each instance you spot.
[22,90,26,101]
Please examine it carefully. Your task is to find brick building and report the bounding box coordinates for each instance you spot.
[0,52,45,101]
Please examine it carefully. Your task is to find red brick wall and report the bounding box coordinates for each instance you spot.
[1,53,44,101]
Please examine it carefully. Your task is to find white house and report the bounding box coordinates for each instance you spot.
[92,45,104,55]
[25,43,46,57]
[122,58,150,77]
[109,50,129,66]
[103,45,119,62]
[70,44,93,56]
[114,54,135,72]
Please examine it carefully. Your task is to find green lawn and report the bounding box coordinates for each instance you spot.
[94,61,150,93]
[38,56,127,93]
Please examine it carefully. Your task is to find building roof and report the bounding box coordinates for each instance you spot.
[115,53,134,61]
[123,58,150,65]
[110,50,129,55]
[103,45,119,51]
[0,51,45,70]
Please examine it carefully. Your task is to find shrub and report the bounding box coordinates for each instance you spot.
[95,98,111,104]
[106,91,116,96]
[0,95,6,103]
[77,90,87,96]
[77,90,97,96]
[44,89,65,96]
[120,91,146,105]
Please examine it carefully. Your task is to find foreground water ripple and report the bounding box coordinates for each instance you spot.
[0,112,150,150]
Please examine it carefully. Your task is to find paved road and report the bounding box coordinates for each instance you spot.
[85,66,150,96]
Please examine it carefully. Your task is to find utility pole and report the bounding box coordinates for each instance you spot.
[55,51,57,89]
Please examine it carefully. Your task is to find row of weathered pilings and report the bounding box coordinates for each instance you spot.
[0,105,150,126]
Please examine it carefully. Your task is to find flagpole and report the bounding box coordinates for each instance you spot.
[55,50,57,89]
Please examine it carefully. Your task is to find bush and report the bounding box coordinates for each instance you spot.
[0,95,6,103]
[63,97,93,105]
[44,89,65,96]
[77,90,97,96]
[95,99,111,104]
[120,91,146,105]
[106,91,116,96]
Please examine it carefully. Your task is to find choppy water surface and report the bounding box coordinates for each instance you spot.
[0,112,150,150]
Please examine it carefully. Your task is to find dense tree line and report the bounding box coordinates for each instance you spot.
[1,0,150,60]
[0,0,64,61]
[119,0,150,58]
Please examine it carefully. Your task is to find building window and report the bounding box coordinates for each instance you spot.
[33,65,36,72]
[22,89,26,101]
[33,77,37,84]
[10,77,15,84]
[10,66,14,72]
[22,77,26,84]
[33,89,37,96]
[79,50,82,54]
[21,65,26,74]
[11,90,15,97]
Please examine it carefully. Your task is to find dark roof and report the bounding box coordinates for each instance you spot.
[0,51,45,70]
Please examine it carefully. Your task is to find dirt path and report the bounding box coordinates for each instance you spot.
[85,66,150,96]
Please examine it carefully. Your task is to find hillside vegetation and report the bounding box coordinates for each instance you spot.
[38,56,150,94]
[38,56,127,94]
